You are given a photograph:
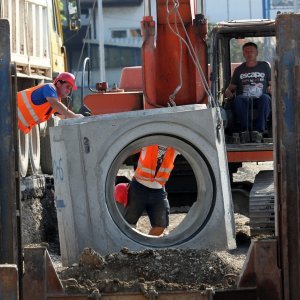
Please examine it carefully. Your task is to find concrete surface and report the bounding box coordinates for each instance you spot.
[50,104,236,266]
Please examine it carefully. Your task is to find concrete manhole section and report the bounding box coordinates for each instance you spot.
[106,135,216,247]
[51,105,236,265]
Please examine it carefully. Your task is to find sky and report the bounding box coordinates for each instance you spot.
[205,0,262,23]
[204,0,298,23]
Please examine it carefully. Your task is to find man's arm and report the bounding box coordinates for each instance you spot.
[224,83,237,99]
[47,97,83,119]
[266,62,272,95]
[267,81,272,95]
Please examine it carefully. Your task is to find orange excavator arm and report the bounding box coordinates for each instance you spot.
[83,0,209,115]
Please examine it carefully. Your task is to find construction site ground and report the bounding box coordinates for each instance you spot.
[21,162,273,295]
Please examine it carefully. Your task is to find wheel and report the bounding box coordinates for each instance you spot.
[40,116,59,175]
[40,123,53,174]
[18,130,29,177]
[28,124,41,175]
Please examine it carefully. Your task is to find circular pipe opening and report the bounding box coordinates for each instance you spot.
[106,134,216,247]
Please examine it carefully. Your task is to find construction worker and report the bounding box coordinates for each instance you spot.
[18,72,84,134]
[124,145,178,236]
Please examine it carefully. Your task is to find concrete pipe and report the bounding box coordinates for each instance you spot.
[50,105,236,266]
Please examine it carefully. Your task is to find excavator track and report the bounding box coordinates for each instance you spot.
[249,170,275,236]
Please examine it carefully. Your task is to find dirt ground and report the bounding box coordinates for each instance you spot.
[21,162,274,295]
[56,213,250,295]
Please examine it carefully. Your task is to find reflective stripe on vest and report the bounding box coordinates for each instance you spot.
[135,145,175,186]
[21,90,40,123]
[18,84,56,133]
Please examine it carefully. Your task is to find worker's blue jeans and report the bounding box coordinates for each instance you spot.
[233,94,271,132]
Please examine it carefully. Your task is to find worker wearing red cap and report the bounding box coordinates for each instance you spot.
[114,183,129,207]
[114,182,129,216]
[18,72,84,134]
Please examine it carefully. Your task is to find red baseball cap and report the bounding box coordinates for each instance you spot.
[53,72,78,90]
[114,183,128,207]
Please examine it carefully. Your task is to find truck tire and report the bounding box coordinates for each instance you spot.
[40,126,53,174]
[18,130,29,177]
[40,117,58,175]
[28,124,41,175]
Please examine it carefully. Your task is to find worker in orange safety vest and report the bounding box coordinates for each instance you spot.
[124,145,179,236]
[18,72,84,134]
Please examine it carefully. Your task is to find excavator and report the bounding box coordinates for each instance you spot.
[82,0,275,235]
[0,0,299,299]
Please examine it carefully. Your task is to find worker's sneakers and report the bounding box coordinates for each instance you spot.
[232,132,240,144]
[230,131,264,144]
[240,131,250,143]
[251,131,263,143]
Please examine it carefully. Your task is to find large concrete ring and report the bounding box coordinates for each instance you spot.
[106,134,215,247]
[51,105,236,265]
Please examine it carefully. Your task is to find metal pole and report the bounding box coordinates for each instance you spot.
[294,0,299,12]
[144,0,151,16]
[195,0,204,14]
[97,0,105,82]
[267,0,270,18]
[0,19,18,264]
[227,0,230,20]
[262,0,266,19]
[274,13,300,300]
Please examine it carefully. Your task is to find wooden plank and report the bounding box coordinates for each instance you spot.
[238,240,281,299]
[0,265,19,299]
[47,290,212,300]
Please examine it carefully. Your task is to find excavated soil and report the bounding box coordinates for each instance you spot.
[21,162,273,295]
[57,212,250,295]
[58,244,247,295]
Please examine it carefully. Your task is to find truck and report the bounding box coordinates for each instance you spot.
[81,1,276,235]
[0,0,79,177]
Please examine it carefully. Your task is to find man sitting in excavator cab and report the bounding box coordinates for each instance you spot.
[224,42,272,143]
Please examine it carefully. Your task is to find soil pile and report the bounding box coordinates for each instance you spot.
[57,214,250,295]
[58,245,246,295]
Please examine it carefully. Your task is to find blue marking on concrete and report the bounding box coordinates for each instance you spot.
[56,199,66,209]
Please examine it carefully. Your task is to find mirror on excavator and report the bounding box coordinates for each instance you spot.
[67,0,81,31]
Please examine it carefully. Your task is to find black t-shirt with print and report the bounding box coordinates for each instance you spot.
[231,61,271,98]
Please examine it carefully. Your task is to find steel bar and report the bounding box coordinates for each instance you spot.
[273,13,300,300]
[0,19,18,264]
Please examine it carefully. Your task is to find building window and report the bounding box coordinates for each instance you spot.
[105,46,141,68]
[130,28,141,37]
[111,30,127,38]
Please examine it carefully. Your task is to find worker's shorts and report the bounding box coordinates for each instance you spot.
[124,179,170,228]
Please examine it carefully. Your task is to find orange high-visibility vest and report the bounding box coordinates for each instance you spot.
[18,84,59,134]
[135,145,176,186]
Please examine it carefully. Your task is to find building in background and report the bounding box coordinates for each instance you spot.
[62,0,145,110]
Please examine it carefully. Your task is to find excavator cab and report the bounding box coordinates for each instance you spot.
[209,20,276,234]
[209,20,276,142]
